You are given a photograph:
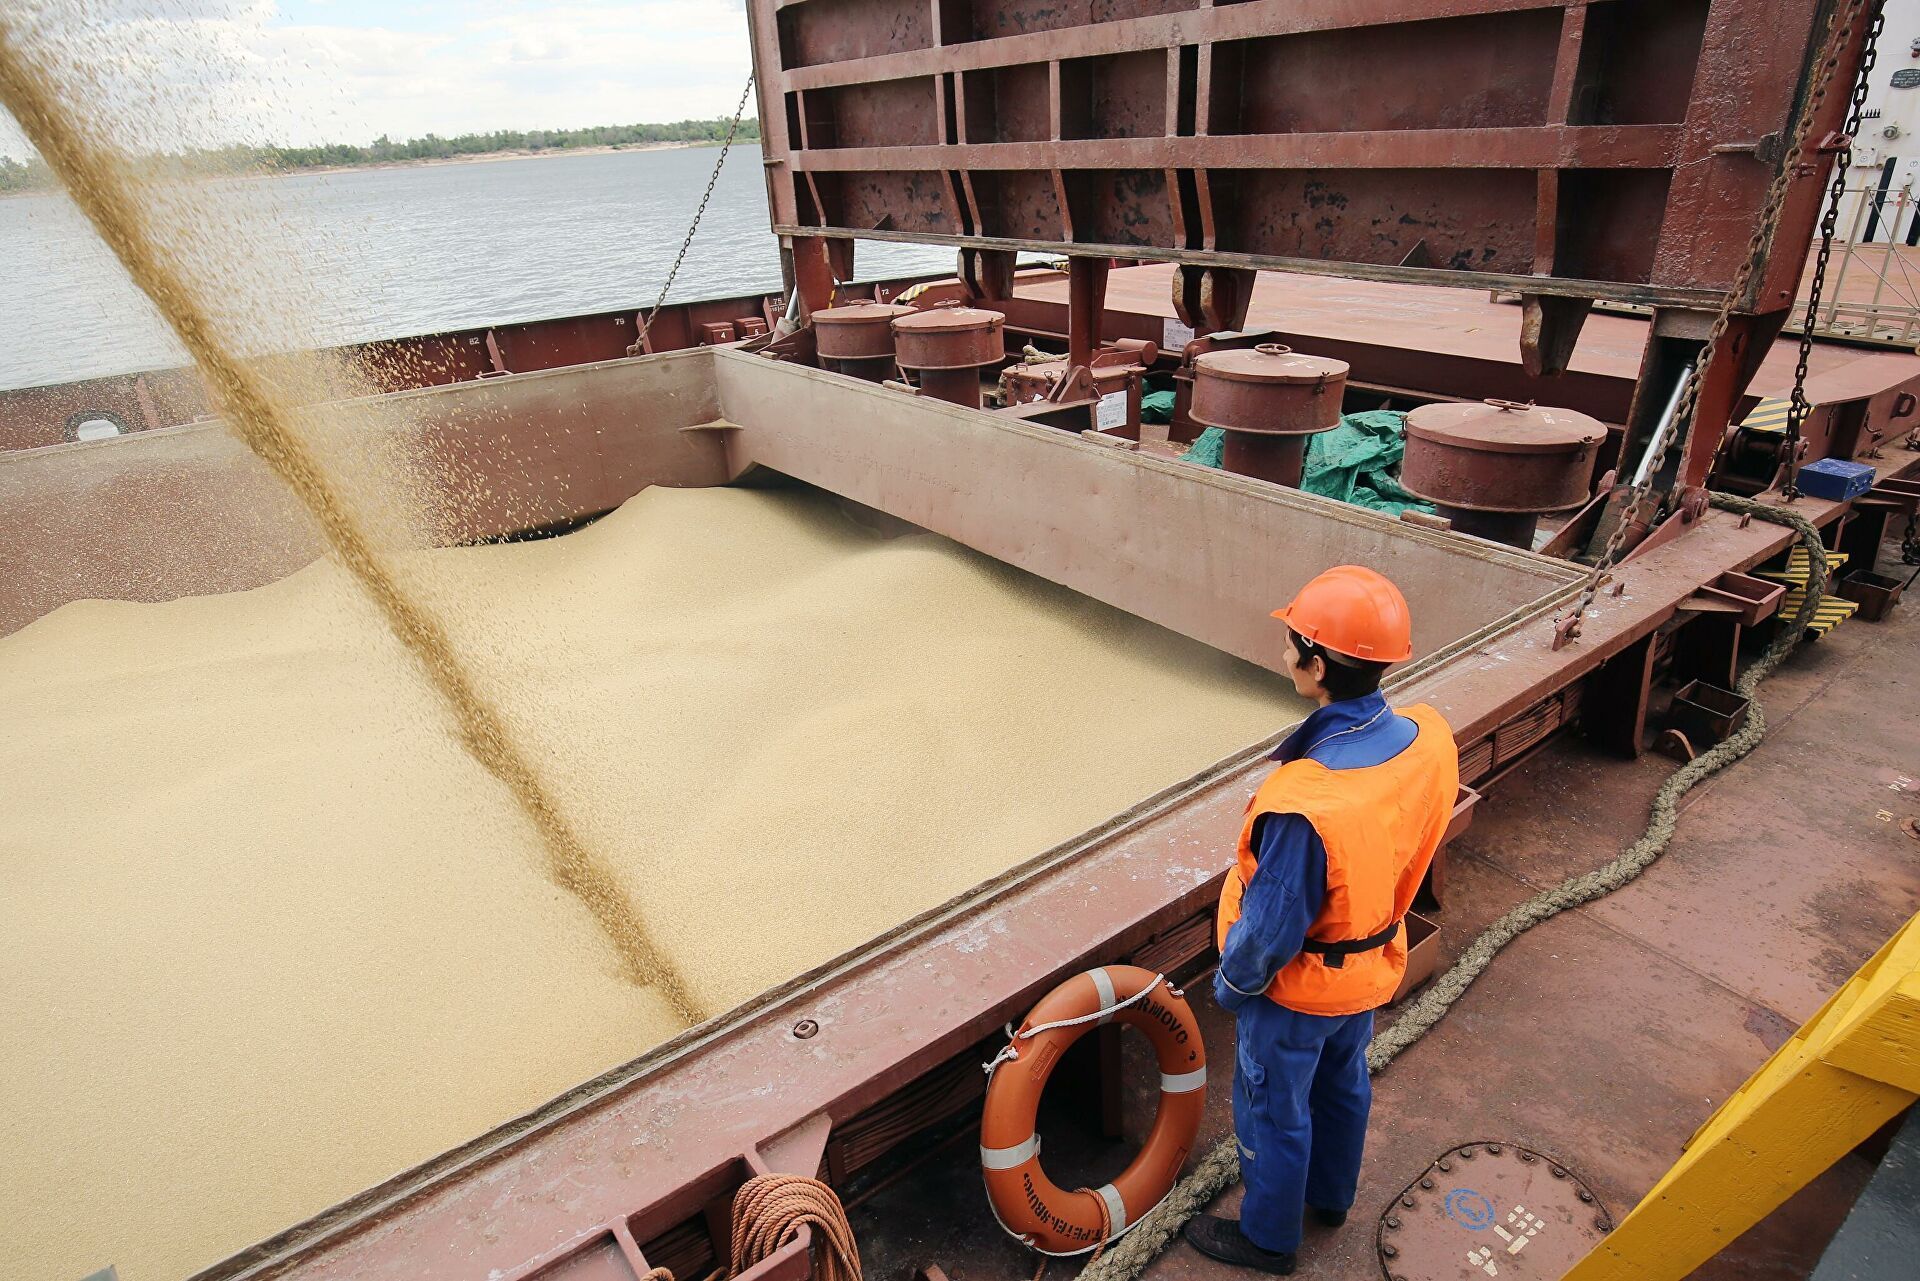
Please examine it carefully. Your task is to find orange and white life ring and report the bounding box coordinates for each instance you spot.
[979,965,1207,1255]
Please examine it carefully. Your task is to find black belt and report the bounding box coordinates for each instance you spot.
[1301,920,1401,969]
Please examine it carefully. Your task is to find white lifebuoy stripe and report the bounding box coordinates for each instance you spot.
[980,1135,1041,1170]
[980,964,1207,1256]
[1159,1066,1207,1094]
[1090,968,1117,1023]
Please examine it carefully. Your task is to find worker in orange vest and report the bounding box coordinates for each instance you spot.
[1186,566,1459,1274]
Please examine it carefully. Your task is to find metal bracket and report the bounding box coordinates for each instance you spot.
[1519,294,1594,377]
[1552,610,1584,651]
[1618,503,1700,566]
[1710,131,1786,165]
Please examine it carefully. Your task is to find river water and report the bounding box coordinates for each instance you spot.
[0,144,954,391]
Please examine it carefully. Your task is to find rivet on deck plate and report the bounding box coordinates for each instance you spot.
[1419,1177,1434,1190]
[1381,1245,1398,1259]
[1437,1159,1452,1172]
[1596,1216,1612,1231]
[792,1018,820,1040]
[1401,1195,1415,1208]
[1385,1216,1401,1230]
[1578,1190,1595,1203]
[1487,1144,1502,1155]
[1459,1146,1476,1158]
[1520,1152,1536,1163]
[1551,1166,1567,1179]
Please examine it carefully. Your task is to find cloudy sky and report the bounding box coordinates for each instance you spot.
[0,0,757,160]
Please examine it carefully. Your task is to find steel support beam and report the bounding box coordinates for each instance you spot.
[1173,265,1257,337]
[1521,294,1594,378]
[960,248,1018,303]
[1068,257,1110,372]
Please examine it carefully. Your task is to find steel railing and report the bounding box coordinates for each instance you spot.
[1791,182,1920,346]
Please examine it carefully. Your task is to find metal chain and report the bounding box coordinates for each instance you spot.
[1557,0,1877,642]
[629,73,757,354]
[1786,2,1885,498]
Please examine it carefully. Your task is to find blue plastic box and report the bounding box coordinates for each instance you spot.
[1797,458,1876,501]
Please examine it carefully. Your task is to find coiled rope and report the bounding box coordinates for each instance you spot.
[731,1174,863,1281]
[1071,495,1827,1281]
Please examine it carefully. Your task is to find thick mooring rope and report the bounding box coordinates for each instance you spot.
[1073,496,1827,1281]
[731,1174,864,1281]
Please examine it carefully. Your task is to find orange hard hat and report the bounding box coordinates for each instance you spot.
[1271,566,1413,663]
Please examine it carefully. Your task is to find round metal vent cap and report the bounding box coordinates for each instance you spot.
[890,304,1006,335]
[814,302,917,361]
[1193,342,1350,385]
[1404,398,1607,455]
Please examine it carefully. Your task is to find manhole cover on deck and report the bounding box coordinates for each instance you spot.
[1377,1143,1612,1280]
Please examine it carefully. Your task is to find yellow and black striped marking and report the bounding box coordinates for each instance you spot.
[1741,397,1793,435]
[1755,547,1855,638]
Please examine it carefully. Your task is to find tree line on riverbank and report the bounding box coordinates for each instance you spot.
[0,117,762,195]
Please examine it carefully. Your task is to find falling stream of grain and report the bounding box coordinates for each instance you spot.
[0,17,702,1025]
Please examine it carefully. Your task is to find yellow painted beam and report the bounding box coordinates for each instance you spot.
[1824,972,1920,1095]
[1564,913,1920,1281]
[1563,1066,1909,1281]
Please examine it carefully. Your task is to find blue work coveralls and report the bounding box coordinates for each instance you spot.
[1212,690,1418,1254]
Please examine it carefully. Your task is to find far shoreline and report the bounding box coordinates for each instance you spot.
[273,138,727,180]
[0,138,734,200]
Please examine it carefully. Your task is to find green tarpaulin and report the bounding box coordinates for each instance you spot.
[1179,410,1435,517]
[1141,389,1177,424]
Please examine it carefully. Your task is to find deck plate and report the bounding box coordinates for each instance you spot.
[1377,1143,1611,1280]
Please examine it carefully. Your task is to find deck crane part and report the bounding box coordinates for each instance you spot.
[1782,3,1886,499]
[1559,0,1880,648]
[1071,494,1829,1281]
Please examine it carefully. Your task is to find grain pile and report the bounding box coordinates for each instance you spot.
[0,6,699,1019]
[0,8,1307,1278]
[1,486,1304,1281]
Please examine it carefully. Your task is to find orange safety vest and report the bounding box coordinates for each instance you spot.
[1215,704,1458,1017]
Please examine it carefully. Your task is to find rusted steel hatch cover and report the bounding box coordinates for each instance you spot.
[1377,1143,1612,1279]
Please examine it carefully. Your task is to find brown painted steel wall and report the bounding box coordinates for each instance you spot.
[3,344,1580,663]
[710,349,1578,670]
[749,0,1860,310]
[0,351,728,637]
[0,291,786,452]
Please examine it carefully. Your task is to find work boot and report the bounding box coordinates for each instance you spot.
[1309,1206,1347,1228]
[1183,1214,1297,1275]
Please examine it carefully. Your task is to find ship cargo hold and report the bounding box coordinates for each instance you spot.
[6,3,1920,1281]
